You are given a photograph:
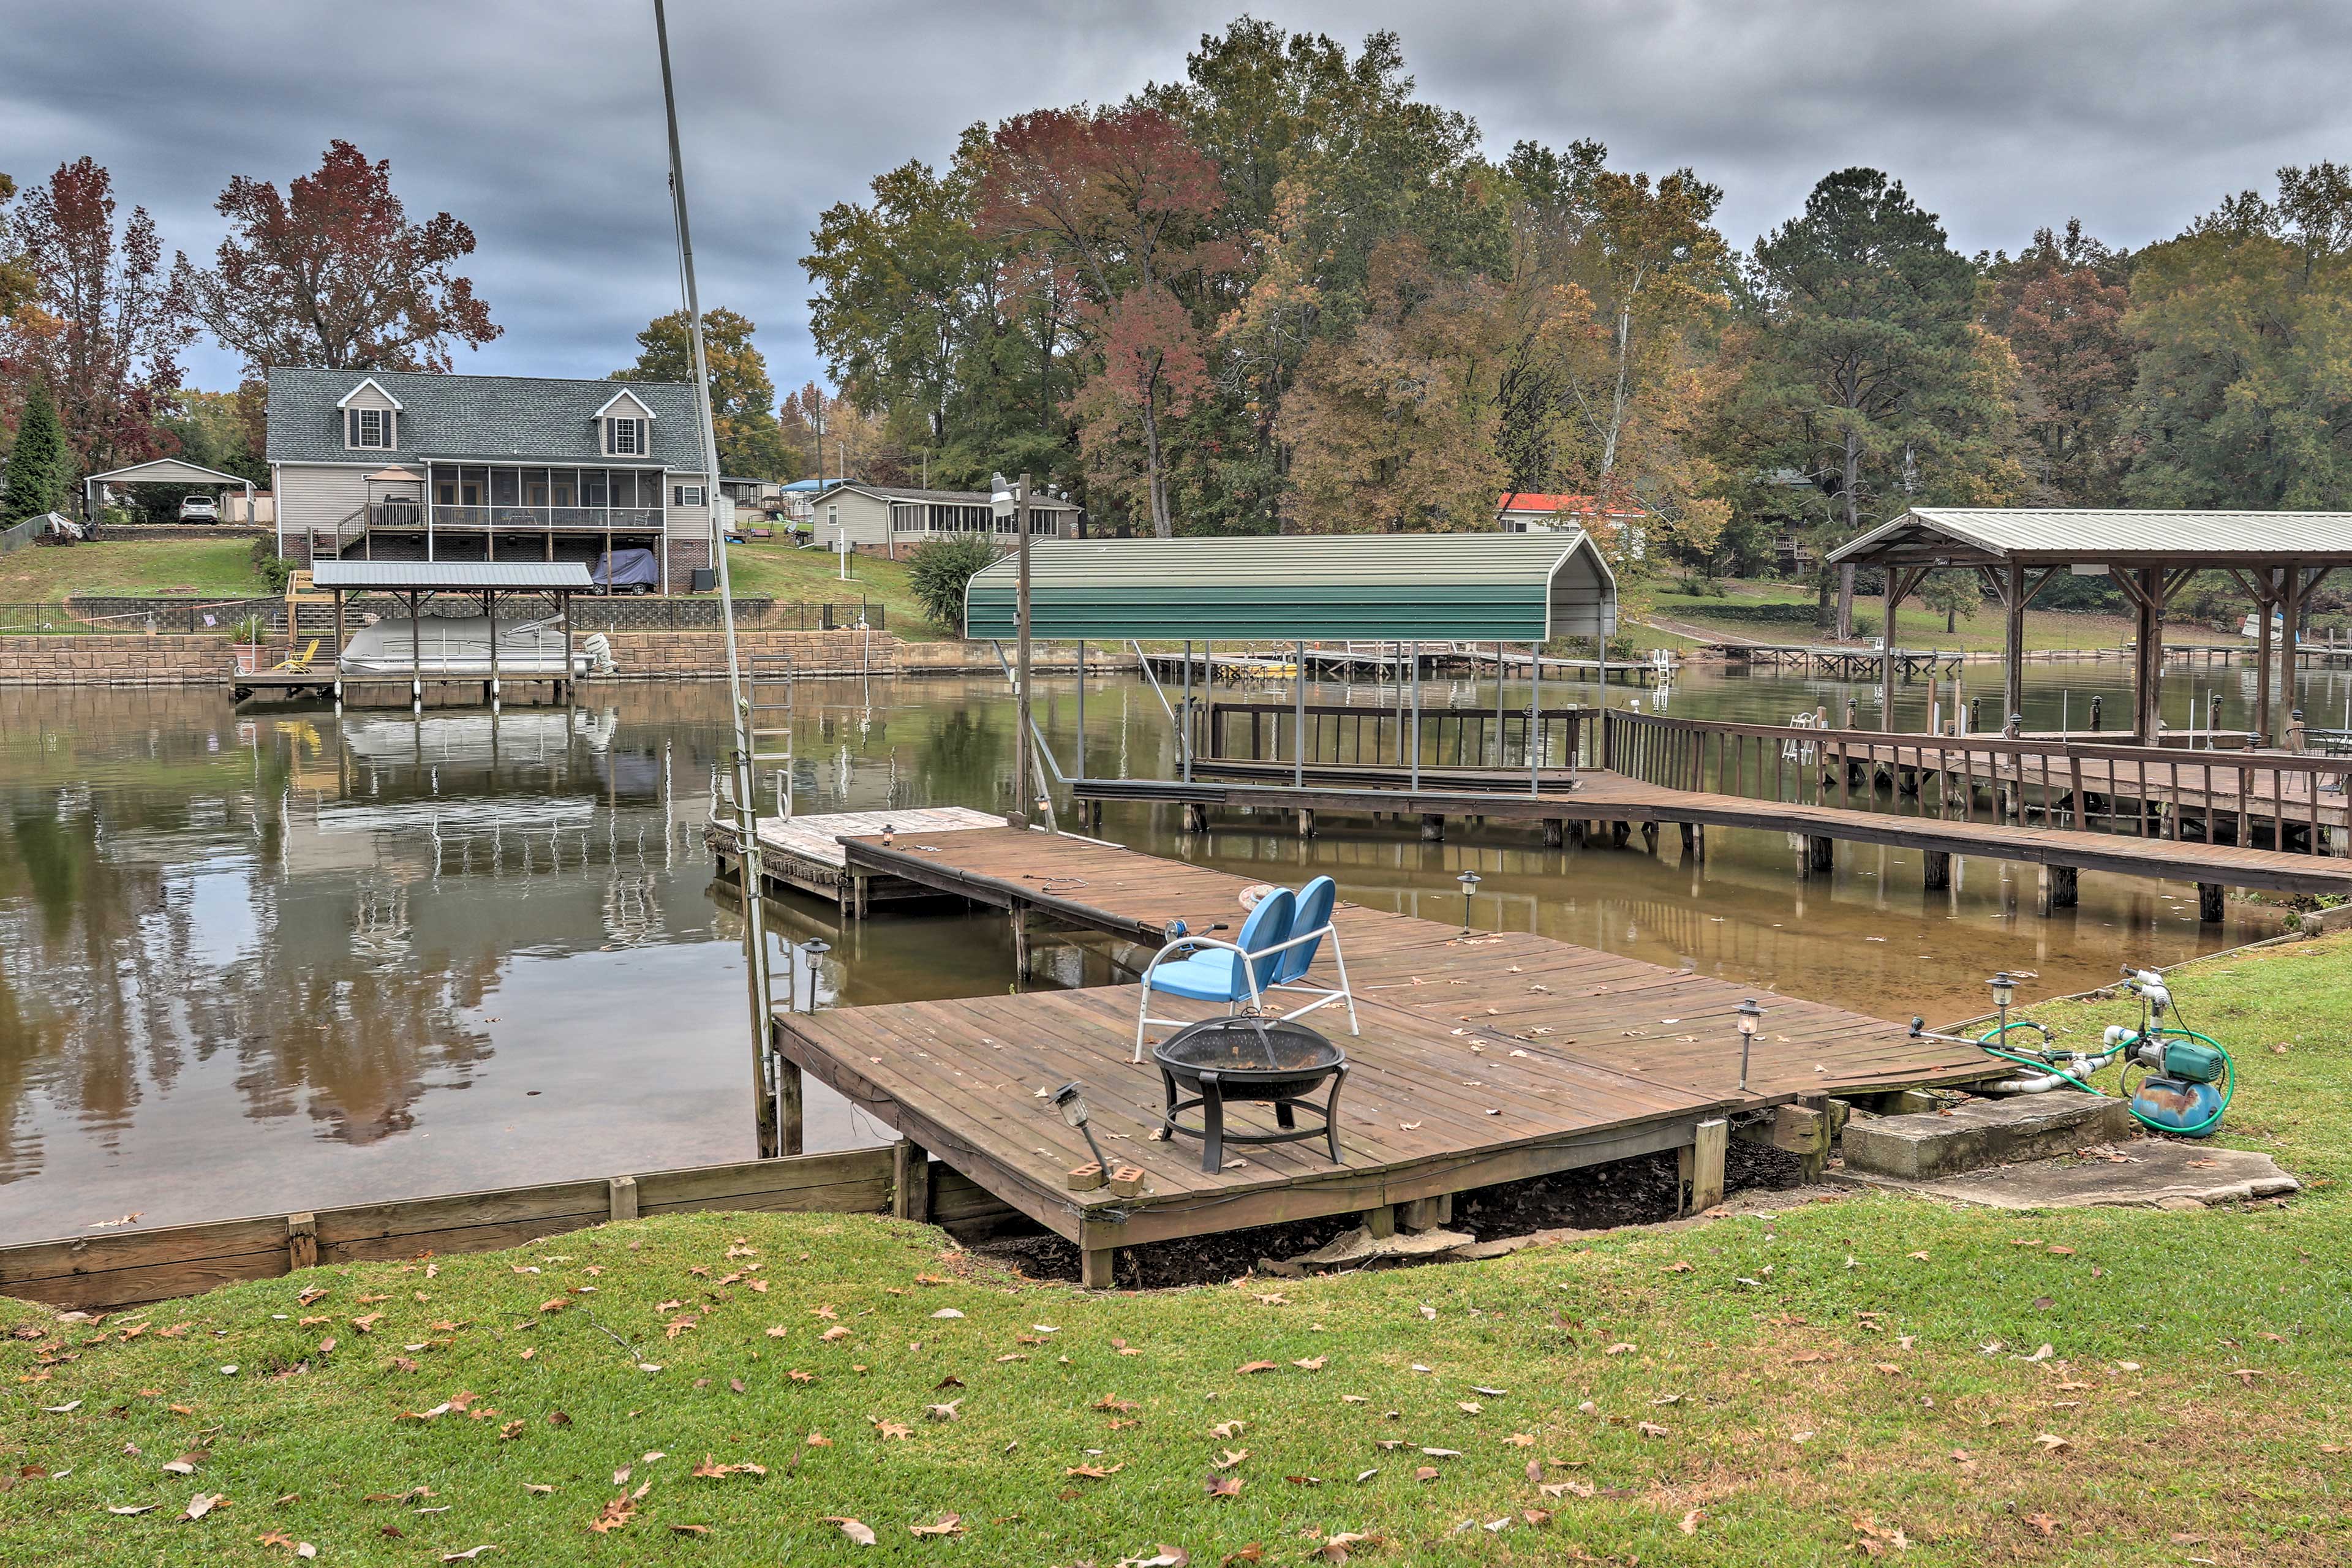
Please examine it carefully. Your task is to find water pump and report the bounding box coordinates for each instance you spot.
[2103,969,2232,1136]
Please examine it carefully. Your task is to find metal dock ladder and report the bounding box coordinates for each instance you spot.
[747,652,796,821]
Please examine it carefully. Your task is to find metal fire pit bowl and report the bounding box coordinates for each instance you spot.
[1153,1016,1348,1174]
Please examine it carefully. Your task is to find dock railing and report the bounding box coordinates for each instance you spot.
[1603,708,2350,854]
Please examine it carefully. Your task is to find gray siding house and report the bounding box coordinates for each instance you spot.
[266,368,714,593]
[810,481,1084,556]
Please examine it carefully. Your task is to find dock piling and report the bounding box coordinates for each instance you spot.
[285,1213,318,1272]
[608,1175,639,1223]
[892,1139,933,1223]
[1922,849,1951,891]
[1679,1119,1728,1215]
[2198,881,2225,923]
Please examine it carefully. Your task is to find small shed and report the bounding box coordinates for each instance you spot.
[81,457,255,522]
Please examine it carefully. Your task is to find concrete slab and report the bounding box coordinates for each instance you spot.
[1841,1138,2299,1211]
[1841,1091,2136,1179]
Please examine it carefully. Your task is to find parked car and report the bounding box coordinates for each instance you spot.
[592,546,660,595]
[179,494,219,523]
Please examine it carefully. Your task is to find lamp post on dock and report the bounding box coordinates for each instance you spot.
[1456,869,1482,935]
[1736,998,1761,1091]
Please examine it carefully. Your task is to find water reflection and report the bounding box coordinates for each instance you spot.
[0,658,2321,1242]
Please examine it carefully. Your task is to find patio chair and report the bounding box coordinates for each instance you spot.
[273,638,320,673]
[1262,875,1359,1035]
[1133,887,1295,1063]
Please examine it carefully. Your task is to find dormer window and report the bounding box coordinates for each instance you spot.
[346,407,395,449]
[606,417,646,456]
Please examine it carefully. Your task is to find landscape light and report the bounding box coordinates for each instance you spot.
[1048,1080,1110,1174]
[1989,971,2016,1038]
[1455,870,1482,935]
[1736,998,1762,1092]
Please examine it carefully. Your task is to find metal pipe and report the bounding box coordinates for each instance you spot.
[1182,638,1193,782]
[1294,639,1306,788]
[1409,641,1422,790]
[1528,639,1542,796]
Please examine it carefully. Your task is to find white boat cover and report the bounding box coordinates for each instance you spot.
[340,616,586,676]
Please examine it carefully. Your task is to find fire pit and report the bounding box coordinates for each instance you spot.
[1153,1017,1348,1174]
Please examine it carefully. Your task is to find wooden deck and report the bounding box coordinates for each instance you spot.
[772,829,2002,1280]
[1074,764,2352,899]
[706,805,1005,908]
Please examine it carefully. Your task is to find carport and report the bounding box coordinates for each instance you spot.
[81,457,256,524]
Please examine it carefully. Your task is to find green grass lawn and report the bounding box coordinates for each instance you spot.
[1642,578,2238,655]
[0,540,273,604]
[718,537,944,639]
[6,935,2348,1564]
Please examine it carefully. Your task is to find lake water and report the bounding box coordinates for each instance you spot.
[4,653,2343,1243]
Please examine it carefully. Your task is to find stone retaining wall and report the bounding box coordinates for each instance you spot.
[91,523,269,543]
[0,636,234,686]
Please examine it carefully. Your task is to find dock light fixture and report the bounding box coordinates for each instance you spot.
[796,938,831,1013]
[1989,971,2016,1039]
[1736,998,1762,1091]
[1455,869,1482,935]
[1049,1080,1111,1175]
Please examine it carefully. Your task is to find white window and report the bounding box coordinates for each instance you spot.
[607,417,646,456]
[673,484,706,507]
[347,408,394,449]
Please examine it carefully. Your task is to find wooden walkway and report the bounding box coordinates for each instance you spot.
[772,829,2000,1283]
[706,805,1003,908]
[1073,764,2352,901]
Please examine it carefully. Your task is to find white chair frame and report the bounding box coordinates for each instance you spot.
[1132,920,1359,1063]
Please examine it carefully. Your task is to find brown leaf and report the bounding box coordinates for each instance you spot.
[545,1409,571,1427]
[819,1325,852,1343]
[1414,1466,1441,1483]
[2032,1433,2073,1453]
[1205,1474,1244,1499]
[522,1483,554,1496]
[1096,1395,1140,1413]
[439,1549,497,1563]
[823,1517,878,1547]
[1207,1420,1245,1439]
[1605,1342,1636,1355]
[1315,1533,1378,1563]
[498,1420,524,1441]
[1636,1421,1670,1438]
[1679,1509,1705,1535]
[349,1314,382,1333]
[873,1422,911,1441]
[537,1299,567,1314]
[910,1514,966,1537]
[2024,1512,2060,1538]
[587,1492,636,1534]
[924,1400,962,1421]
[668,1523,711,1536]
[1064,1463,1123,1480]
[1213,1448,1248,1470]
[183,1493,226,1520]
[1292,1355,1327,1371]
[1236,1360,1278,1374]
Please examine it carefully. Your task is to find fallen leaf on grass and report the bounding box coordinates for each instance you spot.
[925,1400,961,1421]
[587,1491,638,1533]
[2033,1433,2073,1453]
[1636,1422,1670,1439]
[1213,1449,1248,1470]
[1205,1474,1244,1499]
[1314,1534,1379,1563]
[910,1514,966,1537]
[1292,1355,1326,1371]
[440,1550,497,1563]
[823,1517,878,1546]
[1414,1466,1441,1482]
[873,1422,911,1441]
[1236,1360,1278,1374]
[1679,1509,1705,1535]
[2024,1513,2060,1538]
[1066,1463,1123,1480]
[522,1484,554,1496]
[1605,1342,1636,1356]
[105,1504,159,1515]
[183,1493,227,1520]
[669,1523,711,1536]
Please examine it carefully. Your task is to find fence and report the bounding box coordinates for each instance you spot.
[0,516,43,557]
[1603,709,2351,856]
[4,595,879,636]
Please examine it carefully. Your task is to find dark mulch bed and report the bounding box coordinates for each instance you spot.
[970,1138,1808,1291]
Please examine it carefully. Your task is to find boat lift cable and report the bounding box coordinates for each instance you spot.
[655,0,780,1147]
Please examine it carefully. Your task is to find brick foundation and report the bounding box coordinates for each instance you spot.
[665,537,712,592]
[600,627,897,678]
[0,636,235,686]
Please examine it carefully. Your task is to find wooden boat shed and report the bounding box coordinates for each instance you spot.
[1828,507,2352,745]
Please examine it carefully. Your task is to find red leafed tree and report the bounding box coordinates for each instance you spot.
[977,105,1226,536]
[4,157,195,475]
[183,140,499,376]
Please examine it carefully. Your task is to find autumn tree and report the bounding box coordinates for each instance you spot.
[782,381,905,486]
[181,141,498,376]
[2123,163,2352,508]
[0,173,35,328]
[1278,241,1506,533]
[613,307,797,481]
[1717,168,2023,633]
[976,104,1229,536]
[4,157,194,476]
[1984,220,2136,503]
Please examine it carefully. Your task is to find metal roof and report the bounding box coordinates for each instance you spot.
[265,368,701,467]
[1829,507,2352,567]
[963,533,1616,641]
[83,456,256,488]
[310,562,594,590]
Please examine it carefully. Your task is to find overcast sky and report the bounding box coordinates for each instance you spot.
[10,0,2352,396]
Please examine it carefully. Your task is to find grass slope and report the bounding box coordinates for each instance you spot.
[0,540,272,605]
[4,937,2350,1565]
[719,538,943,639]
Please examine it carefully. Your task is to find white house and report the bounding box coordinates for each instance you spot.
[265,368,715,594]
[809,481,1085,556]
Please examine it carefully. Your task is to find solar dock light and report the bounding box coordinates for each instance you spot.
[1736,998,1762,1091]
[1989,971,2017,1039]
[1050,1080,1114,1191]
[793,938,831,1013]
[1456,870,1482,935]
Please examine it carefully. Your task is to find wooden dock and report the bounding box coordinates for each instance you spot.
[772,829,2002,1286]
[706,805,1006,910]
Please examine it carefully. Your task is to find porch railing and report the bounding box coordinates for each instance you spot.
[368,503,668,530]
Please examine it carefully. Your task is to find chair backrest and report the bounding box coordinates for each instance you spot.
[1235,887,1295,993]
[1272,876,1335,983]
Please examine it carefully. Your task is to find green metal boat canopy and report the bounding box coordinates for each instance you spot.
[963,532,1616,642]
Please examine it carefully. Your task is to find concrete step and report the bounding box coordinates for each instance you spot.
[1840,1091,2136,1180]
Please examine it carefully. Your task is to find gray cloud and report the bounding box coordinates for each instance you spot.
[6,1,2350,396]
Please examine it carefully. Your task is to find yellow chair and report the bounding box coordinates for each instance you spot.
[273,638,320,673]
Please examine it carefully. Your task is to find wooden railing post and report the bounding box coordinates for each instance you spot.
[285,1213,318,1272]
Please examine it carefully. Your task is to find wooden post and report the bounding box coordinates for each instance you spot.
[1398,1196,1449,1232]
[892,1139,932,1223]
[608,1175,639,1223]
[1922,849,1950,890]
[1011,907,1031,986]
[1297,807,1316,837]
[285,1213,318,1272]
[2198,881,2225,924]
[1806,834,1834,873]
[777,1058,803,1156]
[1182,801,1208,834]
[2281,564,2304,741]
[2134,567,2163,741]
[1679,1119,1728,1215]
[1360,1205,1398,1239]
[2003,560,2026,734]
[2038,863,2078,913]
[1081,1246,1118,1289]
[2255,569,2278,745]
[1420,813,1445,842]
[1640,820,1660,853]
[1541,818,1565,848]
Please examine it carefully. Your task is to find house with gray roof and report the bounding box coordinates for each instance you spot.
[265,366,718,592]
[810,480,1084,557]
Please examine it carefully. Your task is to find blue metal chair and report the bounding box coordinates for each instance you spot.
[1133,888,1295,1063]
[1264,875,1359,1035]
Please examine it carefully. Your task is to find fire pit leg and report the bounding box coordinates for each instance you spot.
[1324,1062,1348,1164]
[1199,1069,1226,1174]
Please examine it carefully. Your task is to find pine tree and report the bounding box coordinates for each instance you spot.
[2,382,70,524]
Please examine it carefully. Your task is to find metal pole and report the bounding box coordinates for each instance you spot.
[1014,472,1033,826]
[655,0,778,1156]
[1409,640,1422,790]
[1294,639,1306,788]
[1493,639,1506,768]
[1182,638,1193,783]
[1076,638,1087,781]
[1529,639,1542,796]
